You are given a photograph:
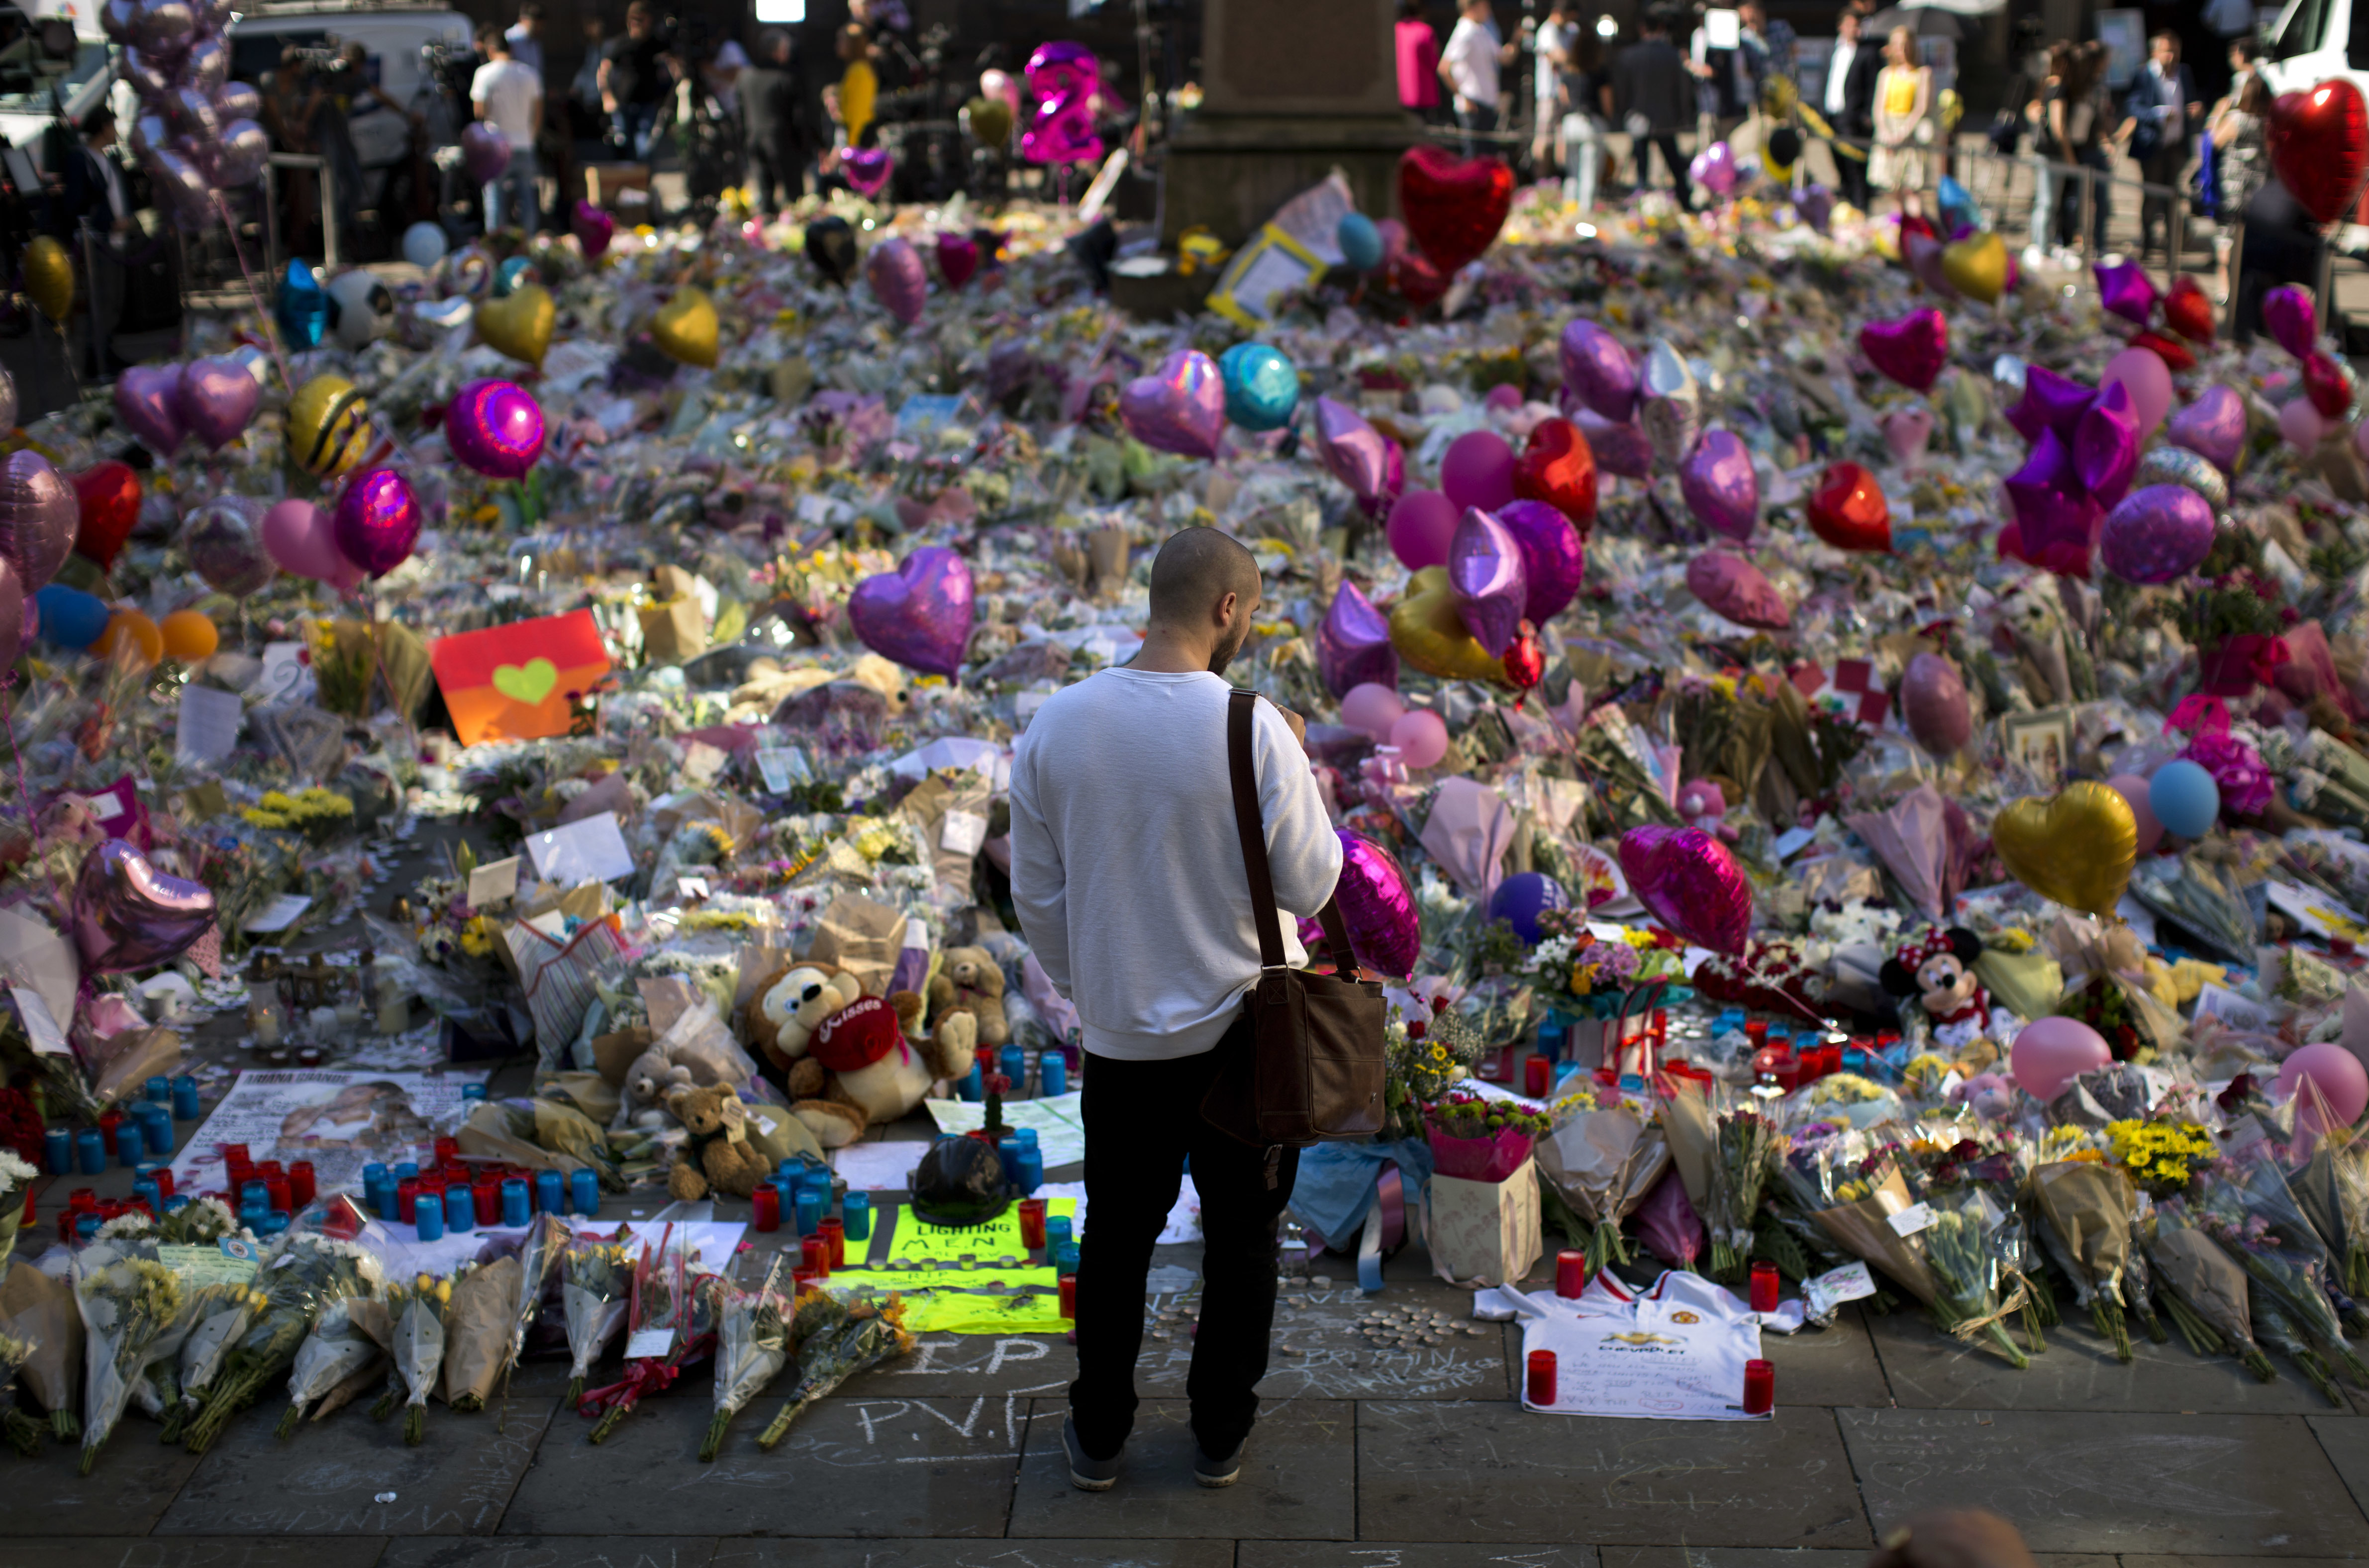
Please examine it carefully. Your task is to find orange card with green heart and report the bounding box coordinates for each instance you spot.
[429,609,611,744]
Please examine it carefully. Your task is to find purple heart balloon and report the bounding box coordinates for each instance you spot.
[113,364,184,456]
[1685,550,1790,630]
[1311,396,1397,512]
[1999,429,2101,577]
[865,235,928,327]
[2093,258,2158,325]
[0,450,78,591]
[1449,507,1528,657]
[1617,825,1752,955]
[1494,498,1586,625]
[1795,184,1835,233]
[848,544,975,679]
[2006,364,2092,446]
[2073,380,2141,506]
[174,355,258,452]
[72,838,216,974]
[461,122,511,186]
[1317,578,1398,697]
[1332,829,1420,979]
[1678,428,1759,541]
[446,378,545,480]
[843,146,893,196]
[1575,409,1653,479]
[1119,349,1225,461]
[2099,484,2218,585]
[2169,384,2248,473]
[1558,318,1637,421]
[332,466,422,578]
[2262,284,2317,360]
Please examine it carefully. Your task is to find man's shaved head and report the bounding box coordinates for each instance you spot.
[1146,527,1262,674]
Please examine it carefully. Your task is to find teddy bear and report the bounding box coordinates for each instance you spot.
[926,946,1009,1048]
[618,1047,696,1130]
[784,991,978,1149]
[745,963,866,1073]
[1674,779,1739,844]
[664,1082,774,1201]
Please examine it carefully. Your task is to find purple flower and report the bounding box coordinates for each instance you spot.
[2181,732,2275,816]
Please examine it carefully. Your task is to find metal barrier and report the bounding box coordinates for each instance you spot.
[261,151,340,272]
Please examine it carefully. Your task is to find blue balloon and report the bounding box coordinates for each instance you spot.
[1936,176,1978,230]
[276,260,327,351]
[1486,872,1570,946]
[2149,759,2221,841]
[1337,211,1384,272]
[35,584,108,650]
[1219,342,1299,432]
[494,256,536,297]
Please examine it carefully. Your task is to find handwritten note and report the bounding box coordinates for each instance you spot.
[525,812,636,884]
[176,686,243,765]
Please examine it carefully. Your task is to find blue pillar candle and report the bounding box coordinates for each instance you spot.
[171,1075,200,1120]
[144,1076,171,1105]
[501,1179,530,1227]
[75,1128,106,1174]
[444,1184,474,1234]
[841,1191,872,1242]
[570,1167,599,1216]
[43,1128,71,1175]
[131,1178,160,1211]
[957,1062,983,1101]
[1013,1147,1044,1194]
[1038,1053,1067,1096]
[793,1186,823,1236]
[999,1045,1026,1092]
[535,1170,564,1215]
[1045,1215,1073,1252]
[413,1196,444,1241]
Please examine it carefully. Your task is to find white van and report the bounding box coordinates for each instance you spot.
[0,0,112,173]
[226,0,471,173]
[2263,0,2369,97]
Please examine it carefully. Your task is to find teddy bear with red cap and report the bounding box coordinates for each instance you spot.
[781,987,977,1149]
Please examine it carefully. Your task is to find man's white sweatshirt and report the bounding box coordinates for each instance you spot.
[1007,669,1345,1061]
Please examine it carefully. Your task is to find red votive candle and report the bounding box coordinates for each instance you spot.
[751,1184,781,1233]
[221,1143,249,1168]
[1525,1053,1551,1098]
[791,1266,819,1290]
[1750,1261,1780,1314]
[1526,1349,1558,1406]
[98,1110,124,1156]
[286,1162,313,1208]
[1742,1358,1775,1414]
[801,1236,830,1278]
[819,1218,846,1268]
[1059,1273,1079,1318]
[434,1137,459,1166]
[264,1174,292,1213]
[397,1177,421,1224]
[1556,1249,1588,1299]
[473,1177,500,1226]
[152,1166,176,1201]
[1018,1198,1047,1249]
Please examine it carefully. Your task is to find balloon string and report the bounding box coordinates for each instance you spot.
[0,677,68,920]
[209,192,298,399]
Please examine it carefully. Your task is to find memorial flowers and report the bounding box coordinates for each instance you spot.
[700,1260,793,1461]
[756,1290,913,1451]
[72,1242,182,1473]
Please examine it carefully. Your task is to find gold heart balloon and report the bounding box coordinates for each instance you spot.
[1990,781,2138,917]
[1388,565,1505,684]
[1940,231,2008,305]
[475,283,554,368]
[652,287,720,369]
[24,236,72,323]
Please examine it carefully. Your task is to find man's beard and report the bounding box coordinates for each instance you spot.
[1207,616,1251,676]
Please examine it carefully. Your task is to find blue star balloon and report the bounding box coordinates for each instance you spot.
[1218,342,1299,432]
[275,260,327,350]
[1935,176,1979,237]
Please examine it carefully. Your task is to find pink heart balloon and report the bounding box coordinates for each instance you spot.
[847,544,975,679]
[1385,489,1458,571]
[1333,828,1420,979]
[1685,550,1790,631]
[1678,428,1759,541]
[2262,283,2317,359]
[1494,498,1585,625]
[1858,308,1949,393]
[936,231,981,289]
[113,364,184,456]
[262,497,362,591]
[1881,407,1934,467]
[1317,578,1397,696]
[1901,652,1971,755]
[0,450,79,590]
[1575,409,1653,479]
[843,145,893,197]
[865,235,928,327]
[71,837,216,974]
[1997,429,2101,578]
[1617,825,1752,954]
[1558,318,1636,421]
[1312,396,1398,513]
[2073,380,2141,506]
[2005,364,2092,445]
[571,199,615,258]
[175,355,258,452]
[2102,347,2172,436]
[1119,349,1225,461]
[1448,506,1528,657]
[2168,385,2248,473]
[332,466,422,578]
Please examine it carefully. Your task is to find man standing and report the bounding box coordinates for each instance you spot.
[503,2,544,79]
[741,28,805,213]
[1823,9,1879,210]
[1614,9,1692,207]
[1532,2,1578,173]
[66,107,131,373]
[598,0,674,160]
[1439,0,1513,157]
[2120,31,2200,263]
[1009,527,1343,1494]
[471,29,542,233]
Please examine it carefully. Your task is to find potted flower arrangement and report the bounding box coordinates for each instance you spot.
[1424,1090,1552,1287]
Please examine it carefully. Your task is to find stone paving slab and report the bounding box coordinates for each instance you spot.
[1755,1306,1891,1409]
[1837,1408,2369,1555]
[0,1434,207,1536]
[1865,1309,2343,1414]
[715,1542,1234,1568]
[1008,1397,1355,1540]
[1354,1402,1870,1548]
[154,1399,554,1537]
[3,1541,393,1568]
[380,1540,714,1568]
[1597,1555,2114,1568]
[497,1394,1018,1538]
[1243,1546,1596,1568]
[2120,1559,2369,1568]
[2306,1414,2369,1522]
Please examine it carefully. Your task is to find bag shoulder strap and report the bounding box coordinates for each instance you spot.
[1227,688,1358,975]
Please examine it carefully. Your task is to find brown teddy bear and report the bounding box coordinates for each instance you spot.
[781,991,978,1149]
[745,963,867,1073]
[665,1083,774,1202]
[926,946,1009,1048]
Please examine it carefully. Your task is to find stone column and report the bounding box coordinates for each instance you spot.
[1158,0,1420,247]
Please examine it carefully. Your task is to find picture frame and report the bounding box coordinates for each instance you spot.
[1206,223,1327,329]
[2000,707,2075,785]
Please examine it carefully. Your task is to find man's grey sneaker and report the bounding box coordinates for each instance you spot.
[1193,1436,1244,1487]
[1064,1416,1121,1491]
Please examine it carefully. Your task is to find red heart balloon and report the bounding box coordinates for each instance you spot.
[2163,276,2215,344]
[1392,251,1449,309]
[2305,350,2355,417]
[1501,625,1544,693]
[2269,80,2369,226]
[1511,417,1598,529]
[2128,328,2197,374]
[1397,144,1513,275]
[72,460,141,571]
[1806,462,1892,553]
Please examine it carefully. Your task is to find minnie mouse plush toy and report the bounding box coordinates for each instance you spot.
[1879,926,2014,1053]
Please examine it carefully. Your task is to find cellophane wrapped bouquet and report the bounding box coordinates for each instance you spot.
[185,1233,379,1454]
[561,1234,633,1407]
[700,1257,793,1461]
[372,1270,458,1445]
[584,1228,716,1443]
[72,1240,183,1473]
[277,1291,383,1437]
[756,1289,914,1451]
[1535,1095,1670,1274]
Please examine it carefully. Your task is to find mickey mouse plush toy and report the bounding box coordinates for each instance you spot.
[1880,926,2010,1052]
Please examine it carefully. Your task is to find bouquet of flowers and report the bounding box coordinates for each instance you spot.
[131,1250,259,1432]
[0,1147,34,1270]
[276,1293,383,1437]
[1663,1083,1781,1280]
[2252,1283,2346,1405]
[2030,1160,2139,1362]
[72,1242,184,1473]
[1635,1167,1707,1272]
[561,1235,633,1406]
[161,1278,260,1445]
[755,1289,914,1451]
[2147,1204,2275,1381]
[371,1271,456,1445]
[0,1255,83,1438]
[2188,1156,2369,1387]
[184,1234,380,1454]
[1919,1194,2035,1369]
[1535,1103,1671,1273]
[502,1215,571,1391]
[0,1330,37,1455]
[1382,999,1481,1141]
[2285,1120,2369,1307]
[1424,1091,1550,1183]
[1775,1148,1940,1309]
[440,1257,524,1415]
[2104,1117,2218,1198]
[700,1258,793,1461]
[584,1228,716,1443]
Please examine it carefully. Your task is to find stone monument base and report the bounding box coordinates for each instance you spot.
[1158,112,1421,249]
